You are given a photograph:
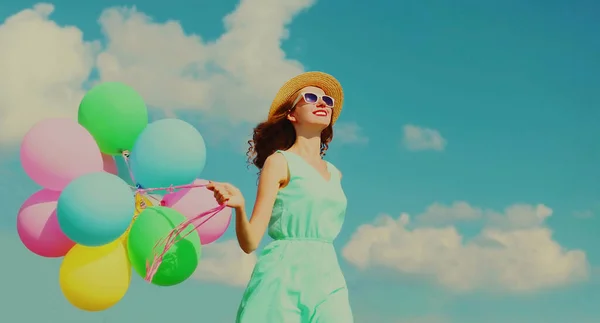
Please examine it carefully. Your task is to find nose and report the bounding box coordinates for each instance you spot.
[315,97,327,108]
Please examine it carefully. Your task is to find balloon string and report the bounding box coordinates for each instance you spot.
[121,151,228,283]
[144,204,226,282]
[121,151,137,186]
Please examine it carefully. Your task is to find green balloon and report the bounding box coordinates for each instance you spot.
[78,82,148,155]
[127,206,201,286]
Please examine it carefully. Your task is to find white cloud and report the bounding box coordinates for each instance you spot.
[414,201,483,226]
[0,0,316,145]
[334,121,368,145]
[96,0,312,123]
[414,202,553,229]
[342,202,589,293]
[402,124,446,151]
[193,240,257,287]
[485,203,552,230]
[0,3,98,143]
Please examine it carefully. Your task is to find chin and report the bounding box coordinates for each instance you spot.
[299,122,328,134]
[311,121,330,130]
[309,117,331,128]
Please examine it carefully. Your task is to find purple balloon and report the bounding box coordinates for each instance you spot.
[161,179,231,245]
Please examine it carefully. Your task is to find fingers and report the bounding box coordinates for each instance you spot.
[207,182,231,205]
[215,190,230,205]
[208,182,236,192]
[206,181,218,190]
[206,181,225,191]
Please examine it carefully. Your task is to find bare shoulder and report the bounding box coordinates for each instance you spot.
[264,152,287,169]
[262,152,288,181]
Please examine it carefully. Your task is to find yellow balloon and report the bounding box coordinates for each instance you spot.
[134,192,153,215]
[120,193,154,242]
[59,240,131,311]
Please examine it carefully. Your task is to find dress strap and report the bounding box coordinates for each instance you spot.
[326,161,341,182]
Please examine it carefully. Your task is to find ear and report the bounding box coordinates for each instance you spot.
[287,112,297,123]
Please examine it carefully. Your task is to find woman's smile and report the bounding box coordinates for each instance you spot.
[313,109,328,116]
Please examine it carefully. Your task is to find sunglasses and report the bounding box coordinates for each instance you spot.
[293,92,335,108]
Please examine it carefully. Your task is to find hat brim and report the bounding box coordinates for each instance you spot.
[268,71,344,124]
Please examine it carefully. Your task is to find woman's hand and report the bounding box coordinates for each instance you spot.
[206,181,245,209]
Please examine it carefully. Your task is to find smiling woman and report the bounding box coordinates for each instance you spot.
[247,87,336,170]
[206,71,353,323]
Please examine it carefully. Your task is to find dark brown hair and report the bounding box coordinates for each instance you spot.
[246,91,334,170]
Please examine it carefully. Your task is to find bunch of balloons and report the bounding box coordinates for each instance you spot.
[17,82,232,312]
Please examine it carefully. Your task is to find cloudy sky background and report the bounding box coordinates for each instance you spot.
[0,0,599,322]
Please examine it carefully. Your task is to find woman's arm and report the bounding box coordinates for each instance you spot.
[235,153,288,254]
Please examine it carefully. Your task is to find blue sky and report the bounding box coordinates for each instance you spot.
[0,0,599,322]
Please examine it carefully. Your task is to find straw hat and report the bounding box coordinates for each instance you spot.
[268,71,344,124]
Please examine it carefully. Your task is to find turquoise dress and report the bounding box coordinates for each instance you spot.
[236,150,353,323]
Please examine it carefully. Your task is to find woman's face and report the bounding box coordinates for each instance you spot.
[287,86,333,130]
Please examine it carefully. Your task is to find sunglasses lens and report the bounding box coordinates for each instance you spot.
[304,93,318,103]
[322,96,334,107]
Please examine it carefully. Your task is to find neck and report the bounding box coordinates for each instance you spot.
[291,134,322,159]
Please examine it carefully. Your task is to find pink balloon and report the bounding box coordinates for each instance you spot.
[17,189,75,257]
[20,118,104,191]
[162,179,232,245]
[102,153,118,175]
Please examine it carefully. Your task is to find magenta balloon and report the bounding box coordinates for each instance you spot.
[162,179,232,245]
[102,153,118,175]
[17,189,75,257]
[20,118,103,191]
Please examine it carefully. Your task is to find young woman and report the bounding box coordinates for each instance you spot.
[207,71,353,323]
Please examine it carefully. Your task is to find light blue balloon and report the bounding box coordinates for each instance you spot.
[129,118,207,190]
[57,172,135,246]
